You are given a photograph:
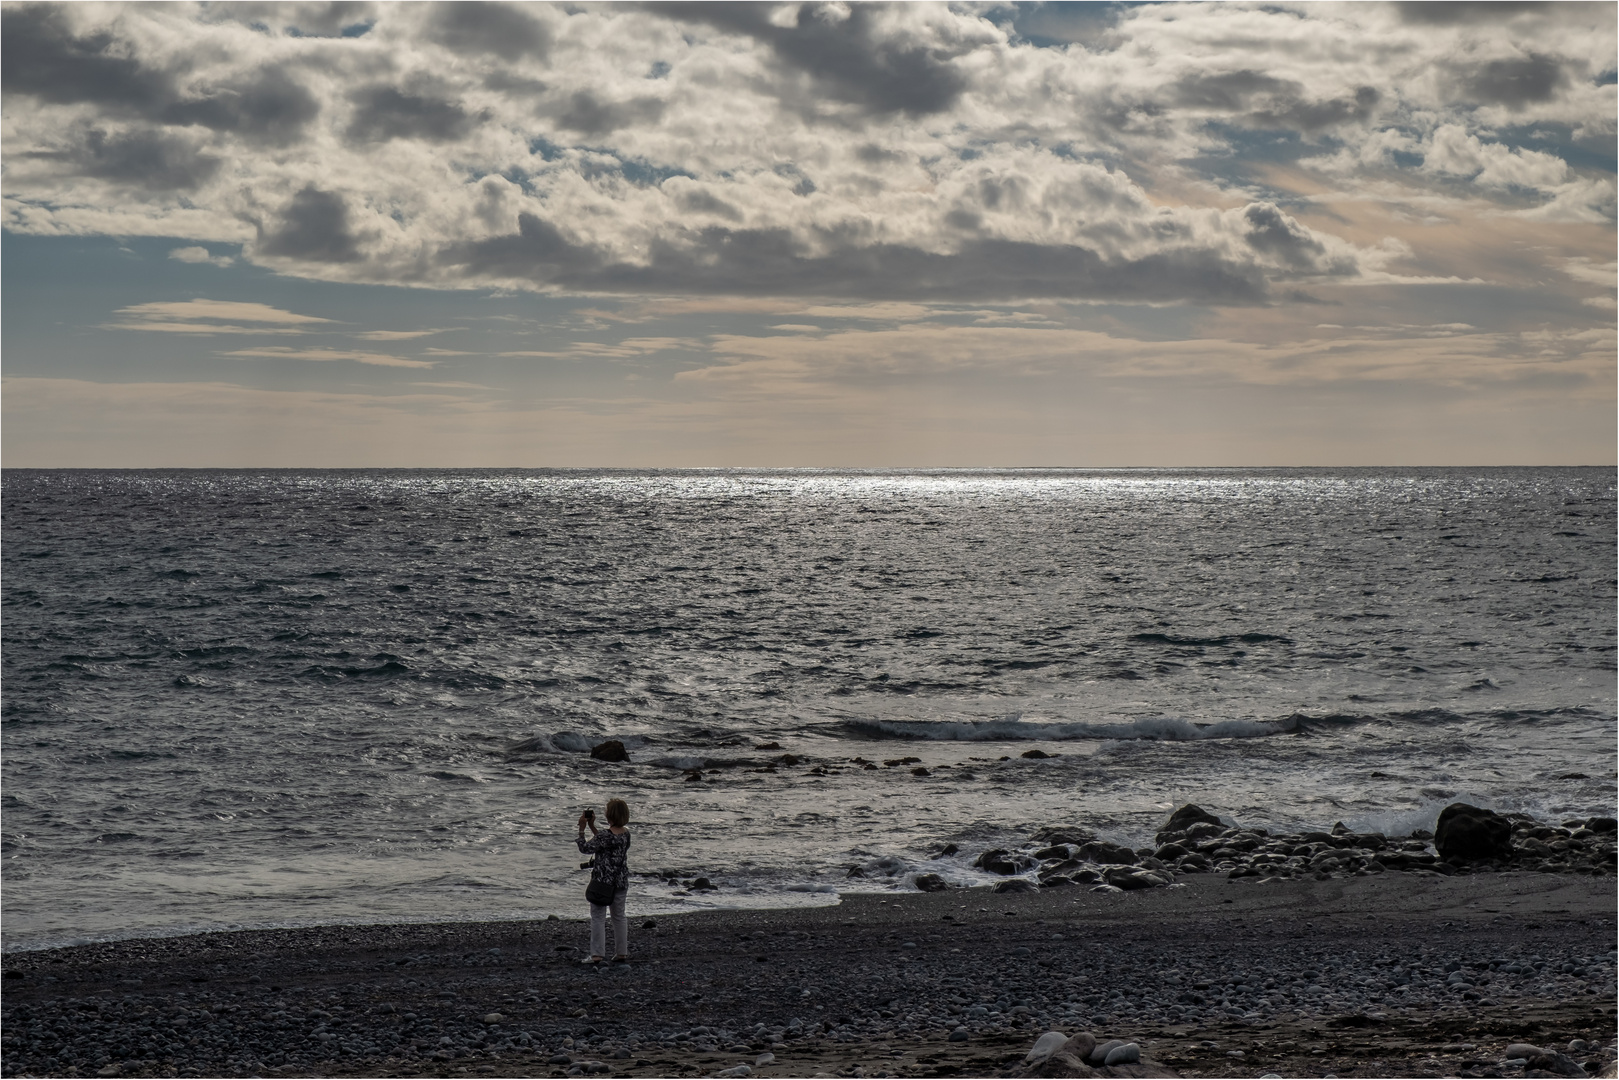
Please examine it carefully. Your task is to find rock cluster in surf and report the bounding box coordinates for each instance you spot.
[957,804,1617,895]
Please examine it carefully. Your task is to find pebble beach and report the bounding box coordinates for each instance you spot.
[4,828,1615,1080]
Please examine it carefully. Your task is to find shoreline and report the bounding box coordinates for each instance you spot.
[3,873,1615,1079]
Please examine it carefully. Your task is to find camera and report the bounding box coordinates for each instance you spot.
[580,858,595,869]
[584,808,595,822]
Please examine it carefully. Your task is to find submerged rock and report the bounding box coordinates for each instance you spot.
[590,740,629,762]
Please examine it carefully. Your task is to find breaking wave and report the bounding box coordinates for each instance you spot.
[842,716,1301,742]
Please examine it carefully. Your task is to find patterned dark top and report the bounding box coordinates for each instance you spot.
[577,829,631,892]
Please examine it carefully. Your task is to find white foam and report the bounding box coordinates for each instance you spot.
[849,716,1297,742]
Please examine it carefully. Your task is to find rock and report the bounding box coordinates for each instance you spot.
[549,1053,573,1065]
[1089,1040,1126,1064]
[1090,883,1123,894]
[914,873,951,892]
[755,1052,775,1065]
[1077,841,1138,866]
[1104,1042,1140,1066]
[1505,1043,1546,1060]
[481,1013,504,1024]
[1027,1031,1070,1064]
[1021,749,1051,759]
[1587,816,1617,834]
[1034,844,1076,860]
[590,740,629,763]
[1435,803,1512,861]
[713,1067,751,1078]
[1153,843,1188,860]
[1060,1033,1097,1063]
[642,919,658,928]
[995,878,1039,894]
[691,877,717,891]
[948,1027,970,1042]
[755,742,781,750]
[1104,867,1161,890]
[1158,804,1224,841]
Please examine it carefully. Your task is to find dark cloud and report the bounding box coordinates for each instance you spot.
[1242,203,1327,272]
[29,128,221,191]
[855,144,907,165]
[648,3,968,117]
[1457,54,1570,109]
[346,86,483,143]
[1001,1,1127,48]
[163,69,321,146]
[1175,72,1380,132]
[1,4,173,110]
[675,190,743,221]
[258,187,363,262]
[441,213,1270,304]
[428,2,551,62]
[214,2,376,37]
[1395,2,1544,25]
[554,92,666,136]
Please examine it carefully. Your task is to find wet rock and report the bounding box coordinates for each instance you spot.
[914,873,951,892]
[691,877,718,891]
[994,878,1039,894]
[1435,803,1513,862]
[590,740,629,763]
[1588,817,1617,834]
[1157,804,1224,842]
[1034,845,1076,860]
[1153,843,1188,860]
[1077,841,1138,866]
[1021,749,1051,759]
[949,1027,970,1042]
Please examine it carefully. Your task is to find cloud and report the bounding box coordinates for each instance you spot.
[1,2,1613,307]
[168,246,235,267]
[220,346,435,368]
[116,299,333,324]
[353,328,456,340]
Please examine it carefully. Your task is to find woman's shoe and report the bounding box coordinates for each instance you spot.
[611,955,629,963]
[582,955,604,965]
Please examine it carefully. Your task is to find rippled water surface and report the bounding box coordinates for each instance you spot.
[3,468,1614,949]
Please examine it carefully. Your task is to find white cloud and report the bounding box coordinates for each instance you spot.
[220,346,435,368]
[168,245,235,267]
[117,299,333,325]
[353,328,456,340]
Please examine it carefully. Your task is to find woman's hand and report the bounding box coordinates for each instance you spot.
[576,813,589,832]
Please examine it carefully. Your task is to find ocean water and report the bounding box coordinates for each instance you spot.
[2,468,1614,951]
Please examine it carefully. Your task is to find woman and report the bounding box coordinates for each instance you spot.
[576,797,631,963]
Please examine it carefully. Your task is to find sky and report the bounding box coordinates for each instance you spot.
[2,1,1615,467]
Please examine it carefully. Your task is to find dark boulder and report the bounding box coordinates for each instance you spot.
[993,878,1038,894]
[1587,816,1617,834]
[1021,748,1051,759]
[590,740,629,762]
[914,873,951,892]
[1434,803,1512,862]
[1157,804,1223,842]
[1077,840,1138,866]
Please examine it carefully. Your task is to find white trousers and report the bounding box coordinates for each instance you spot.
[590,888,628,957]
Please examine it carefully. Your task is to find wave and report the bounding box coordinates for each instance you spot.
[506,731,653,755]
[841,716,1300,742]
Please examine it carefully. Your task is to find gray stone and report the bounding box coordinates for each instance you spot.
[994,878,1039,894]
[1103,1042,1140,1066]
[1505,1043,1545,1060]
[1088,1040,1125,1064]
[914,873,950,893]
[1026,1031,1069,1064]
[948,1027,970,1042]
[755,1052,775,1066]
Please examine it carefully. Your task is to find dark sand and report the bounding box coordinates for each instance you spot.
[4,872,1615,1079]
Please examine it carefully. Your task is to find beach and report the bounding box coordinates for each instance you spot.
[4,870,1614,1080]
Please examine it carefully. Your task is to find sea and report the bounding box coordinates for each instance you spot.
[3,468,1614,952]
